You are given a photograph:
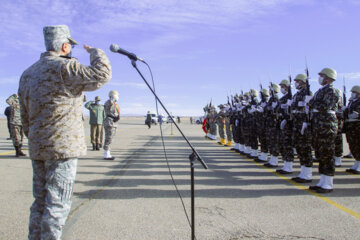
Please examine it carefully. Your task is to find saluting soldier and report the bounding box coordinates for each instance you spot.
[343,85,360,174]
[85,96,105,151]
[291,74,313,183]
[103,90,120,160]
[6,94,26,157]
[264,83,281,167]
[277,79,294,174]
[216,104,226,145]
[308,68,340,193]
[18,25,112,239]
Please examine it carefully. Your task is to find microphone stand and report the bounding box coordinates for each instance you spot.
[130,59,208,240]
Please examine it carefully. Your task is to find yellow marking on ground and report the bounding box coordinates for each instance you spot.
[209,139,360,220]
[0,150,16,155]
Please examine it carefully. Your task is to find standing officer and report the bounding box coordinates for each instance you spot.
[276,79,294,174]
[344,85,360,174]
[208,106,218,140]
[104,90,120,160]
[6,94,26,157]
[18,25,112,239]
[216,104,226,145]
[4,105,12,140]
[291,74,313,183]
[308,68,340,193]
[85,96,105,151]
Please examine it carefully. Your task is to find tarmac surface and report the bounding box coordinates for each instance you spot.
[0,117,360,240]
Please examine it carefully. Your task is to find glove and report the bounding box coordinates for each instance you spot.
[305,106,309,115]
[301,122,308,135]
[235,119,239,127]
[112,115,120,122]
[272,102,278,108]
[287,99,293,106]
[260,102,267,108]
[349,112,359,119]
[257,106,264,113]
[280,120,287,130]
[298,101,306,107]
[305,95,312,103]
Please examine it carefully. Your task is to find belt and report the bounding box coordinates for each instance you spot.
[312,109,336,114]
[292,110,305,114]
[345,119,360,122]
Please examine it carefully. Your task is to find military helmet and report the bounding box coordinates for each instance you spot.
[109,90,119,97]
[351,85,360,94]
[319,68,337,80]
[95,96,101,101]
[280,79,290,87]
[294,74,307,83]
[218,104,225,109]
[244,92,250,97]
[250,89,258,97]
[262,88,269,97]
[271,83,280,93]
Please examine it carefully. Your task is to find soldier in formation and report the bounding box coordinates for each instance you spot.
[18,25,112,239]
[202,67,359,194]
[85,96,105,151]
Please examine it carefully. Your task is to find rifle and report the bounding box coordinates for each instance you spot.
[260,84,265,102]
[288,67,293,119]
[305,57,311,96]
[343,77,347,107]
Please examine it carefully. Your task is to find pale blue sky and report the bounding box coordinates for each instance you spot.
[1,0,360,116]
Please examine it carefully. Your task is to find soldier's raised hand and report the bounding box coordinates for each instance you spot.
[84,44,93,53]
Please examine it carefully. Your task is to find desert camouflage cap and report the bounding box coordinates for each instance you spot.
[43,25,78,46]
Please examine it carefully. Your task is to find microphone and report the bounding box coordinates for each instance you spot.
[110,44,144,62]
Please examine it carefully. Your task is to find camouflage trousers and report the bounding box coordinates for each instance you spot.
[225,123,232,141]
[103,126,117,151]
[29,158,77,240]
[218,122,225,139]
[10,124,23,147]
[266,121,280,156]
[312,114,338,176]
[279,123,294,162]
[346,122,360,161]
[334,131,343,157]
[209,122,217,136]
[249,120,258,150]
[258,130,268,153]
[231,123,239,143]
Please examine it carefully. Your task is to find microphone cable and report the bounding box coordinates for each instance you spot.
[142,61,196,239]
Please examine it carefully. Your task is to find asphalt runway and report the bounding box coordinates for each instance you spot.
[0,117,359,240]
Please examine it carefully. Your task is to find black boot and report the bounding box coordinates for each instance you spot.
[92,144,96,151]
[15,146,19,157]
[99,143,102,148]
[18,145,26,156]
[96,144,100,151]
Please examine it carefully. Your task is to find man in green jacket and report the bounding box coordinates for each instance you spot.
[85,96,105,150]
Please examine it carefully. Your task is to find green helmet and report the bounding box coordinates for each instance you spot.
[95,96,101,101]
[262,88,269,97]
[280,79,290,87]
[319,68,337,80]
[351,85,360,94]
[294,74,306,83]
[250,89,258,97]
[271,83,280,93]
[244,92,250,97]
[109,90,119,97]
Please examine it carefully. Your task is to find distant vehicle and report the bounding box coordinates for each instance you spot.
[145,113,158,125]
[166,116,175,123]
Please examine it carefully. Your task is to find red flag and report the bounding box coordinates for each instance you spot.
[202,118,208,133]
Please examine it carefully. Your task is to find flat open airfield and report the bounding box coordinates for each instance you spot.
[1,117,360,240]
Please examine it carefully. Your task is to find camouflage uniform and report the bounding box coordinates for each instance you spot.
[344,96,360,171]
[309,84,340,176]
[257,98,268,156]
[278,93,294,162]
[291,88,313,167]
[6,94,24,151]
[224,107,233,144]
[216,107,226,144]
[208,108,218,139]
[265,94,280,157]
[18,25,111,240]
[103,99,120,151]
[334,88,344,162]
[236,101,245,150]
[242,100,251,153]
[248,97,259,154]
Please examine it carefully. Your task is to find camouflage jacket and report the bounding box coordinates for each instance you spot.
[104,99,120,128]
[291,87,313,126]
[18,48,112,161]
[344,98,360,128]
[6,94,22,125]
[277,93,292,121]
[308,84,340,114]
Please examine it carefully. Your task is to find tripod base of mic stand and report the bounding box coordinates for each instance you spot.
[189,152,197,240]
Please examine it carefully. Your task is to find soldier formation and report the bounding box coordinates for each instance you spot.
[203,68,360,194]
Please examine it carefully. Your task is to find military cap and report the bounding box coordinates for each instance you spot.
[95,96,101,101]
[319,68,337,80]
[351,85,360,94]
[43,25,78,46]
[280,79,290,87]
